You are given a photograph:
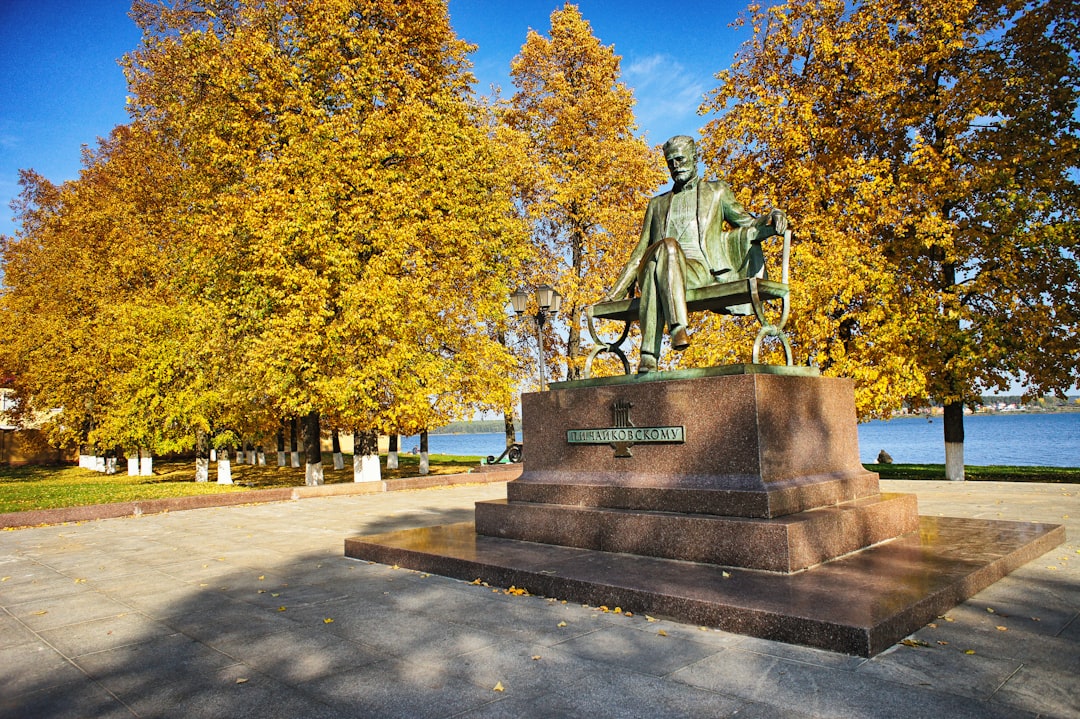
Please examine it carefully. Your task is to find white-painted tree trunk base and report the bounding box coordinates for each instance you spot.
[419,451,429,476]
[305,461,324,486]
[277,451,287,467]
[105,457,116,475]
[95,456,106,473]
[387,451,399,470]
[246,450,256,464]
[128,457,139,476]
[235,451,244,465]
[78,454,91,469]
[945,442,965,481]
[353,453,381,483]
[217,458,232,484]
[210,449,217,462]
[195,457,209,483]
[257,452,266,466]
[333,452,344,471]
[290,452,300,468]
[139,455,152,476]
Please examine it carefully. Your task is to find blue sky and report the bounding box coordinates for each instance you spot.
[0,0,753,238]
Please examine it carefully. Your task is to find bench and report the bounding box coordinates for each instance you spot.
[582,229,793,378]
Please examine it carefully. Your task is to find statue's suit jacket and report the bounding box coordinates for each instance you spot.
[612,179,769,315]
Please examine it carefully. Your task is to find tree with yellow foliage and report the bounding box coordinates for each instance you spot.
[699,0,1079,478]
[124,0,528,482]
[504,3,666,380]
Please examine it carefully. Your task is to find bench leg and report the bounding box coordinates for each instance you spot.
[749,281,794,366]
[583,306,633,379]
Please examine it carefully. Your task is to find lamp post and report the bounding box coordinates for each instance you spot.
[510,284,563,391]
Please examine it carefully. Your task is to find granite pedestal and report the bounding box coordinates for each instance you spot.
[345,368,1064,655]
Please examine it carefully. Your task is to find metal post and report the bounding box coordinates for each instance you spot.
[535,310,547,392]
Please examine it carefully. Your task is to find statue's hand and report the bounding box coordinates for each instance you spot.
[768,209,788,234]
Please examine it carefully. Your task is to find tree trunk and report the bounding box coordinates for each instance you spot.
[352,429,381,483]
[127,451,139,476]
[387,433,399,470]
[566,303,582,381]
[139,447,153,476]
[504,413,516,448]
[331,429,345,470]
[289,416,300,468]
[217,445,233,484]
[195,429,209,482]
[276,423,287,466]
[303,410,323,486]
[944,401,965,481]
[419,430,429,475]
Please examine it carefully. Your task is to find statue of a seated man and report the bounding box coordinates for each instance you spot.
[603,135,788,373]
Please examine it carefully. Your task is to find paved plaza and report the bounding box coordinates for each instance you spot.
[1,479,1077,718]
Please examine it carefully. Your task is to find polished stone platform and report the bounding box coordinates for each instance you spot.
[344,516,1065,656]
[474,493,919,573]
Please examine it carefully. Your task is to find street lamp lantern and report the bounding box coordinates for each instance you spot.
[510,288,529,315]
[509,284,563,391]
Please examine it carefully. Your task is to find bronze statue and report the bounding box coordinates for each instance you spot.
[604,135,787,373]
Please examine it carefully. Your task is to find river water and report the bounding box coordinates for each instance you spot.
[401,412,1079,467]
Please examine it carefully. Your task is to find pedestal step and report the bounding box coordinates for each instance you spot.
[475,492,919,573]
[507,469,881,519]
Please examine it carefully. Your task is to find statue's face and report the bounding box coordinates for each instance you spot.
[665,141,697,186]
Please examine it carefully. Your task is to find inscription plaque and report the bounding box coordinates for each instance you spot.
[567,400,684,458]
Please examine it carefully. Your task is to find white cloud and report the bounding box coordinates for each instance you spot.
[623,53,713,144]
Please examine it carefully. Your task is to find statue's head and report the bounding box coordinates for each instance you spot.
[663,135,697,188]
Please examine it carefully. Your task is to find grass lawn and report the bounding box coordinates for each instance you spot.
[868,463,1080,483]
[0,454,485,514]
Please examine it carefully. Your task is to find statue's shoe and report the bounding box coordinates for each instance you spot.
[671,325,690,351]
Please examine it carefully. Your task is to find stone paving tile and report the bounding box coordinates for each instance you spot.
[452,669,746,719]
[212,627,385,685]
[0,567,89,605]
[714,631,864,668]
[73,632,237,693]
[669,647,1035,719]
[549,621,724,677]
[37,611,173,658]
[854,643,1023,701]
[0,612,36,649]
[0,638,88,697]
[0,677,133,719]
[7,590,133,631]
[307,658,497,719]
[989,661,1080,719]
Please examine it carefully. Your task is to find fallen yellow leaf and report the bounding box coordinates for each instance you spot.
[470,578,482,585]
[258,576,265,581]
[557,621,567,627]
[996,626,1007,631]
[236,678,248,684]
[31,610,47,616]
[532,655,541,661]
[937,641,949,645]
[657,629,668,637]
[614,607,622,614]
[986,607,995,614]
[278,606,287,612]
[646,615,657,622]
[722,571,731,578]
[698,627,708,631]
[493,682,504,692]
[964,649,976,655]
[1,576,10,582]
[324,618,334,624]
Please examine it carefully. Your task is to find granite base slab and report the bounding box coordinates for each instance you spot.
[344,516,1064,656]
[474,493,919,573]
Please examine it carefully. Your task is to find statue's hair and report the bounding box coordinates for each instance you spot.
[663,135,696,154]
